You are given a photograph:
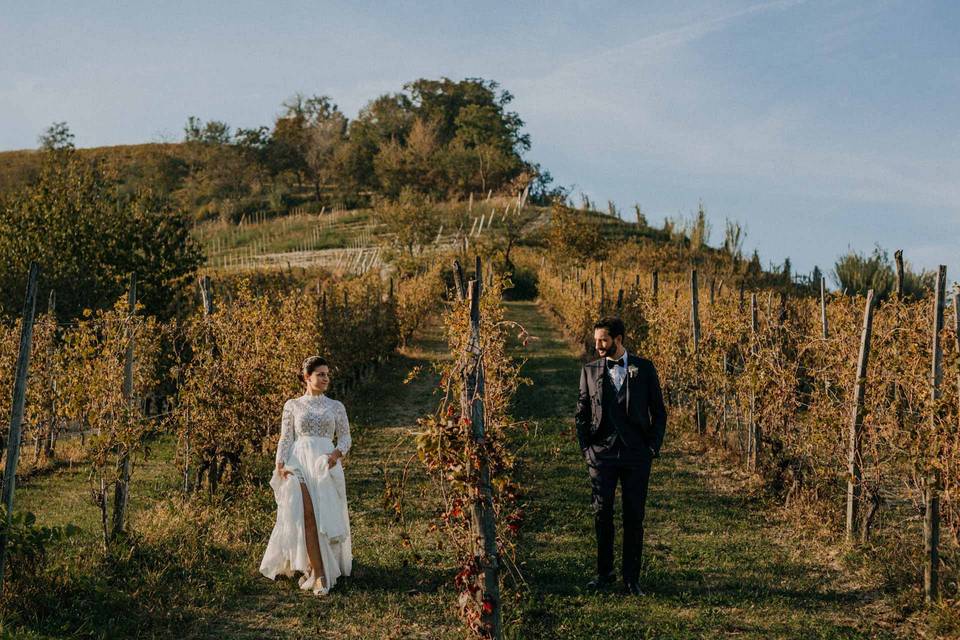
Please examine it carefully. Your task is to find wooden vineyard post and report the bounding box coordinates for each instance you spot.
[820,276,829,339]
[651,271,659,303]
[894,249,904,299]
[925,265,946,601]
[924,472,940,603]
[0,262,40,586]
[600,265,606,310]
[36,290,57,461]
[748,293,759,470]
[453,260,465,300]
[186,275,217,494]
[475,255,483,299]
[462,275,501,638]
[954,288,960,435]
[111,273,137,541]
[721,352,729,444]
[691,270,705,435]
[846,289,875,543]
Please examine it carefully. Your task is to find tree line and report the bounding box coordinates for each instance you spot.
[166,77,553,221]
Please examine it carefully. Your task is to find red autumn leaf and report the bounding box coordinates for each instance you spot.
[481,597,495,615]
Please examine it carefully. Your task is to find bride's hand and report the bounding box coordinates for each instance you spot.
[327,450,342,468]
[276,463,293,479]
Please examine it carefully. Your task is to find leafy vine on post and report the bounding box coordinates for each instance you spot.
[413,257,526,638]
[463,273,501,638]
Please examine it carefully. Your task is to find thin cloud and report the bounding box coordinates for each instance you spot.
[513,0,959,213]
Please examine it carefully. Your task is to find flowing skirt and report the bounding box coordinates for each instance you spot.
[259,436,352,590]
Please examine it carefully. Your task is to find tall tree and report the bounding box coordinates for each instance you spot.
[38,122,75,152]
[272,94,348,200]
[0,149,203,321]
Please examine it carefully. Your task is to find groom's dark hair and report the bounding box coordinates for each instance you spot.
[594,316,625,340]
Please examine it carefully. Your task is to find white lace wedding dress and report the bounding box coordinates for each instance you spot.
[259,393,352,593]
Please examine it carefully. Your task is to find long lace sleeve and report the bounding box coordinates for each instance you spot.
[334,401,351,456]
[275,400,295,465]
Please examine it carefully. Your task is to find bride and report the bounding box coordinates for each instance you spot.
[259,356,352,595]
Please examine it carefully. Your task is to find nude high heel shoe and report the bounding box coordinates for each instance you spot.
[299,571,317,591]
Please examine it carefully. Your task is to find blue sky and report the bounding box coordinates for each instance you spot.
[2,0,957,283]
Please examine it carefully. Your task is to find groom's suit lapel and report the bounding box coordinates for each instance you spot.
[593,360,605,407]
[594,356,632,414]
[625,353,639,413]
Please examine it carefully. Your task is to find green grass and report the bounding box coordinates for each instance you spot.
[193,209,378,265]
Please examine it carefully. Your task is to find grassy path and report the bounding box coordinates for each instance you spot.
[507,300,895,640]
[199,320,464,639]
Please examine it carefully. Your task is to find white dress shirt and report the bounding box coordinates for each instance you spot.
[605,349,628,392]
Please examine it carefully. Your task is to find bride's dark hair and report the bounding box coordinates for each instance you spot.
[301,356,329,381]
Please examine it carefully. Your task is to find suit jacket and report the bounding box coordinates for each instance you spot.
[576,353,667,458]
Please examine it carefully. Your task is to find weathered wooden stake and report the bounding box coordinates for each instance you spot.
[748,293,759,469]
[463,279,501,638]
[0,262,40,585]
[924,472,940,603]
[820,276,829,339]
[924,266,946,601]
[600,265,606,308]
[721,353,729,442]
[651,271,659,302]
[39,290,58,460]
[954,292,960,435]
[691,270,705,435]
[846,289,875,543]
[894,249,905,299]
[111,273,137,540]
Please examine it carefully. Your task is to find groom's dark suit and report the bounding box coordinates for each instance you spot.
[575,352,667,586]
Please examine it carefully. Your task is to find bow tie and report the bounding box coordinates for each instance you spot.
[606,358,624,370]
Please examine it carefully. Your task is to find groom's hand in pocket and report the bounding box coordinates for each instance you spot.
[583,447,596,467]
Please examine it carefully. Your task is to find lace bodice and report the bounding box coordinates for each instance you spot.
[275,394,352,465]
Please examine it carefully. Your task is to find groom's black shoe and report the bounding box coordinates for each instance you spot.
[586,572,617,590]
[623,581,645,596]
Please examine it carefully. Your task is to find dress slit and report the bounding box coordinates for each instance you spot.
[299,481,326,582]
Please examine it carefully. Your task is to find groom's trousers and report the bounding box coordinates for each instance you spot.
[588,450,652,584]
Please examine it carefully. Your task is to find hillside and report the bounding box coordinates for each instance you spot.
[0,143,190,195]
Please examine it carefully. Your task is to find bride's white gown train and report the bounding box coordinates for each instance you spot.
[260,393,352,593]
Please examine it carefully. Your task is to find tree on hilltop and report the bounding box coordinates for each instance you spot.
[38,122,75,152]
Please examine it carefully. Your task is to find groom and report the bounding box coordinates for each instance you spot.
[575,316,667,596]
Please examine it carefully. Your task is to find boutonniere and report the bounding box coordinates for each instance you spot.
[628,364,639,380]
